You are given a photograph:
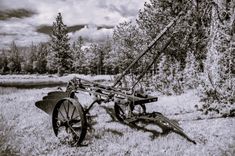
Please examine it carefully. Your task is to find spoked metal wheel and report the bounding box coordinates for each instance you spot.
[52,98,87,146]
[114,102,146,122]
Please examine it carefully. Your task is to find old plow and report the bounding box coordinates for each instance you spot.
[35,13,196,146]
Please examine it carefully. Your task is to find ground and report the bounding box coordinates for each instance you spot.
[0,75,234,156]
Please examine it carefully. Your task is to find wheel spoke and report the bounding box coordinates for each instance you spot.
[72,126,82,131]
[55,117,65,124]
[58,108,66,120]
[120,106,125,114]
[67,101,70,116]
[73,115,81,120]
[71,106,76,119]
[52,98,87,145]
[63,101,69,117]
[68,123,80,138]
[69,119,81,125]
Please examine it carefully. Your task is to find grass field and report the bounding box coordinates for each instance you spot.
[0,74,113,88]
[0,75,234,156]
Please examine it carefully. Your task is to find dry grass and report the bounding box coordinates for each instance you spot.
[0,114,20,156]
[0,86,234,156]
[0,81,66,88]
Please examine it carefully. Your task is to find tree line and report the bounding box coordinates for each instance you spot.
[0,0,234,115]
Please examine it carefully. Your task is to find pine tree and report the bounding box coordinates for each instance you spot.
[137,0,211,70]
[199,0,235,116]
[21,43,37,73]
[155,54,184,95]
[71,36,85,73]
[84,43,103,75]
[102,38,112,74]
[47,12,72,75]
[0,49,9,73]
[7,41,21,73]
[112,21,146,74]
[33,43,48,74]
[83,47,92,74]
[184,51,200,89]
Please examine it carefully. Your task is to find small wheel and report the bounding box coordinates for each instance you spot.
[114,102,146,122]
[52,98,87,146]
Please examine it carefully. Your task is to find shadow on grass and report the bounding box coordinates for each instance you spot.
[101,105,197,144]
[100,105,163,139]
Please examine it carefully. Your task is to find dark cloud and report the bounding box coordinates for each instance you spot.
[0,0,146,48]
[37,24,86,35]
[109,4,137,17]
[0,9,36,21]
[37,24,114,42]
[96,1,108,9]
[97,25,114,30]
[104,16,110,21]
[0,32,17,36]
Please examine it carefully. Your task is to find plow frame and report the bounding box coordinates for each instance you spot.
[36,77,196,146]
[35,11,196,146]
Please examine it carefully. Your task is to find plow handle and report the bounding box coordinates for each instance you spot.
[112,12,183,87]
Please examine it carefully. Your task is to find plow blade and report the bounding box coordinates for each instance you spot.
[35,91,70,115]
[125,112,196,144]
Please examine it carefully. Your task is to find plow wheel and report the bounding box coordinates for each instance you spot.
[52,98,87,146]
[114,102,146,122]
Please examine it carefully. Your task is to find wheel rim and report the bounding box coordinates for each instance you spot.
[52,98,87,146]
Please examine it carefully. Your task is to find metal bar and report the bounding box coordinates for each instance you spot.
[74,77,112,90]
[77,85,144,101]
[84,100,98,114]
[130,97,158,105]
[112,13,183,87]
[71,106,76,119]
[131,39,172,90]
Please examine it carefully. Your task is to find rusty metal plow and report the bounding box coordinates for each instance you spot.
[35,13,196,146]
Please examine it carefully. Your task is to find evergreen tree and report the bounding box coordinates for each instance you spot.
[102,38,112,74]
[71,36,85,73]
[7,41,21,73]
[155,54,183,95]
[84,43,104,75]
[184,51,200,89]
[83,47,92,74]
[112,21,146,74]
[33,43,48,74]
[137,0,211,70]
[21,43,37,74]
[199,0,235,115]
[47,12,72,75]
[82,40,112,75]
[0,49,9,73]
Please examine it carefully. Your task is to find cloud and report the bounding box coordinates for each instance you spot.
[1,0,146,26]
[36,25,86,35]
[70,24,113,42]
[0,9,36,21]
[0,0,146,48]
[0,19,49,48]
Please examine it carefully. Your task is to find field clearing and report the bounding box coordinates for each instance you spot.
[0,74,113,88]
[0,76,234,156]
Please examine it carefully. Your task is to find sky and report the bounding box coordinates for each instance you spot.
[0,0,147,48]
